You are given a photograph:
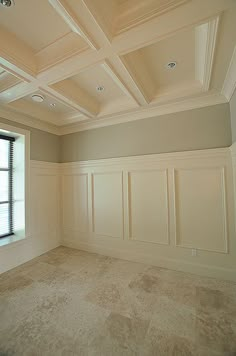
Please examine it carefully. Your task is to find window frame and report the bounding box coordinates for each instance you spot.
[0,122,30,246]
[0,134,15,238]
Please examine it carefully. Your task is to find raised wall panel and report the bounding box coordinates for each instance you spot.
[31,174,59,237]
[62,174,88,233]
[92,172,123,238]
[128,169,169,244]
[174,167,227,253]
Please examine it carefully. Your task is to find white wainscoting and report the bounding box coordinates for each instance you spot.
[0,161,60,274]
[231,142,236,235]
[61,148,236,282]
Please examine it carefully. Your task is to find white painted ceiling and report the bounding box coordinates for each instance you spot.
[0,0,235,134]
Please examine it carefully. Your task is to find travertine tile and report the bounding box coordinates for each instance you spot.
[90,312,149,355]
[0,246,236,356]
[196,308,236,353]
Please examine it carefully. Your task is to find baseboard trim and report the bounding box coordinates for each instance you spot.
[61,239,236,283]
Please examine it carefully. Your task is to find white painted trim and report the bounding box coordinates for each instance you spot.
[61,240,236,282]
[101,60,140,105]
[195,16,220,91]
[0,122,31,241]
[114,0,190,37]
[61,147,235,282]
[59,93,227,134]
[48,0,98,50]
[127,168,170,245]
[0,106,60,135]
[222,46,236,101]
[60,147,230,169]
[203,16,219,91]
[30,160,60,170]
[118,56,150,105]
[1,89,228,135]
[173,166,228,254]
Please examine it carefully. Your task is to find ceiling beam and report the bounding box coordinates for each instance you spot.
[0,82,39,104]
[44,82,98,118]
[48,0,98,50]
[81,0,112,44]
[117,56,150,105]
[101,60,140,106]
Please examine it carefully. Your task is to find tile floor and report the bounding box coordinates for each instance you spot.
[0,246,236,355]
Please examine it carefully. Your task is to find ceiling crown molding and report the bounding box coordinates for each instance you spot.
[0,105,60,135]
[59,92,227,135]
[222,45,236,101]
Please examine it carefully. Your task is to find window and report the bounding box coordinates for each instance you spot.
[0,134,15,238]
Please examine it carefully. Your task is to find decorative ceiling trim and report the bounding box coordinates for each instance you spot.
[118,56,150,105]
[195,15,220,91]
[115,0,190,37]
[101,60,140,105]
[48,0,99,50]
[81,0,112,44]
[222,45,236,101]
[0,54,36,82]
[0,1,234,132]
[0,72,21,94]
[0,82,38,104]
[0,106,60,135]
[59,92,227,135]
[0,92,229,135]
[36,38,89,73]
[44,84,96,118]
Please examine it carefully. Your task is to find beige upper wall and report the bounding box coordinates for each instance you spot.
[0,117,60,163]
[0,103,231,163]
[61,103,231,162]
[230,89,236,143]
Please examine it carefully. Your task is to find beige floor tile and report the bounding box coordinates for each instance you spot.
[1,247,236,356]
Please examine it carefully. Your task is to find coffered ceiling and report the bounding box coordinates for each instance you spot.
[0,0,235,134]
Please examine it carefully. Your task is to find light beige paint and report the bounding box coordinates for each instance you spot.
[61,103,231,162]
[230,89,236,143]
[0,117,60,162]
[0,0,70,52]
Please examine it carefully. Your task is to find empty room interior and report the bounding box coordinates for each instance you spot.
[1,0,236,355]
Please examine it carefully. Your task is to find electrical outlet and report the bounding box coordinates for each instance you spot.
[192,249,197,257]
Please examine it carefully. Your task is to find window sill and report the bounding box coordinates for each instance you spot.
[0,234,28,248]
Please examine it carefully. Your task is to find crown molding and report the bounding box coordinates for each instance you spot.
[59,92,227,135]
[0,105,60,135]
[222,45,236,101]
[0,92,229,136]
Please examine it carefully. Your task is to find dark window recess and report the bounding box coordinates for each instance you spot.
[0,134,15,238]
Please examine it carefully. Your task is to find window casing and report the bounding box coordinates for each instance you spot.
[0,134,15,238]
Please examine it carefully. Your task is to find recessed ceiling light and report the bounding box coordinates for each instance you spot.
[50,103,56,107]
[166,61,177,70]
[0,0,15,7]
[31,94,44,103]
[96,86,105,92]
